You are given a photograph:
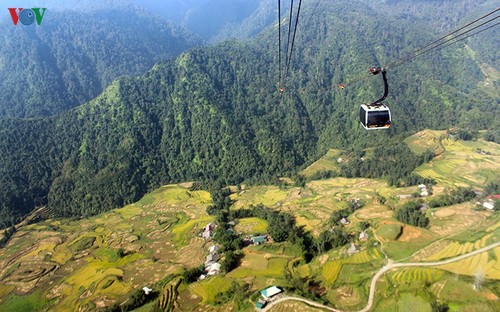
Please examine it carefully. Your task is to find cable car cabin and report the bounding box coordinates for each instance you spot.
[359,104,391,130]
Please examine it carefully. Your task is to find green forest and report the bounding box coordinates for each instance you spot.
[0,0,498,227]
[0,7,200,118]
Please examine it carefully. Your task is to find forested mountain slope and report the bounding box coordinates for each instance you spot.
[0,0,497,224]
[0,7,200,117]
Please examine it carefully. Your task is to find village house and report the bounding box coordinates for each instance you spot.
[418,184,429,197]
[256,298,267,309]
[347,243,359,255]
[359,231,369,241]
[482,199,495,210]
[252,235,267,245]
[207,262,221,276]
[340,217,350,225]
[202,222,216,240]
[209,245,219,254]
[260,286,282,300]
[206,253,218,265]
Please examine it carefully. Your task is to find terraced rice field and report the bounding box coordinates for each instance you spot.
[426,233,493,261]
[413,137,500,187]
[272,301,331,312]
[322,248,384,285]
[322,261,342,285]
[301,149,341,177]
[391,268,444,284]
[190,276,232,303]
[437,247,500,279]
[171,215,215,246]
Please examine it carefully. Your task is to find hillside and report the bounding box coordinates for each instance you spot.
[0,7,200,117]
[0,0,498,223]
[0,133,498,311]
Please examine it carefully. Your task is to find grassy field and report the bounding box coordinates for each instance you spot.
[376,223,402,241]
[228,251,291,279]
[397,293,431,312]
[0,290,48,312]
[234,217,268,234]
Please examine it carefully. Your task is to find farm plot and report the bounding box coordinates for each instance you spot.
[322,248,383,285]
[234,217,268,234]
[437,247,500,279]
[391,268,444,284]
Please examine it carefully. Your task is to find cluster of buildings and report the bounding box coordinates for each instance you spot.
[199,244,221,280]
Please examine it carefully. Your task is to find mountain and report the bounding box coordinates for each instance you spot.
[130,0,262,42]
[0,6,200,117]
[0,0,498,224]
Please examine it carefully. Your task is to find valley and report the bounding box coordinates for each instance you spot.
[0,132,498,311]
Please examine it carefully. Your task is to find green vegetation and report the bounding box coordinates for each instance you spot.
[0,7,199,118]
[339,144,435,187]
[68,236,96,254]
[1,0,498,224]
[428,187,476,208]
[0,290,48,312]
[377,223,403,240]
[0,226,15,248]
[395,201,429,228]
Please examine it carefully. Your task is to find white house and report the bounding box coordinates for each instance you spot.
[207,262,221,276]
[483,199,495,210]
[260,286,282,300]
[209,245,219,253]
[359,231,369,241]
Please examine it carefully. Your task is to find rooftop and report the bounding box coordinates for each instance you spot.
[260,286,282,299]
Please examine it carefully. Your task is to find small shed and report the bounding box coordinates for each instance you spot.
[340,217,350,225]
[260,286,282,300]
[142,287,153,295]
[256,299,267,309]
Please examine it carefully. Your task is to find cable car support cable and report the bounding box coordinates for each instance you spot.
[286,0,303,77]
[278,0,283,91]
[340,7,500,88]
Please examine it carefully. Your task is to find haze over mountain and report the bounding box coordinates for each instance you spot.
[0,0,498,226]
[0,4,200,117]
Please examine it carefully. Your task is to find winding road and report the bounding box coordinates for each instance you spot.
[261,242,500,312]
